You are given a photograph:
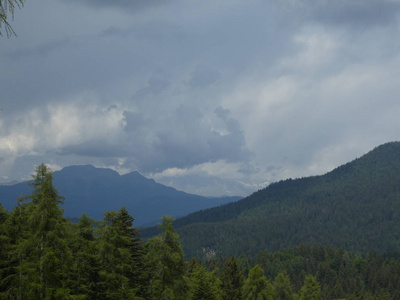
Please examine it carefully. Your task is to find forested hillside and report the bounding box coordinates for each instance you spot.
[142,142,400,258]
[1,163,399,299]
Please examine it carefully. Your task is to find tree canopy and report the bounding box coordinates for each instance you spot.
[2,162,400,299]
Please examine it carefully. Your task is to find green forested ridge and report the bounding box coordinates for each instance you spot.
[141,142,400,258]
[1,163,400,299]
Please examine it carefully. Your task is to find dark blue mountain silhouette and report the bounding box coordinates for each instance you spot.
[0,165,241,226]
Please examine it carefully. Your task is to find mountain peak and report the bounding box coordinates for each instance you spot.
[0,164,239,226]
[56,164,119,177]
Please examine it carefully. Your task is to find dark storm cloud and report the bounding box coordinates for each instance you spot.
[123,110,149,133]
[5,38,70,60]
[58,140,126,158]
[49,104,251,174]
[62,0,168,10]
[120,105,251,172]
[307,0,400,28]
[3,0,400,195]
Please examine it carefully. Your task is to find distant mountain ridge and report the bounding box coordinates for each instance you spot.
[153,173,264,197]
[0,165,241,226]
[142,142,400,258]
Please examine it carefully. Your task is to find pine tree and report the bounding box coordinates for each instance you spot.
[69,213,101,299]
[242,265,274,300]
[97,207,146,299]
[145,216,185,300]
[115,206,147,295]
[0,198,30,299]
[220,256,244,300]
[273,271,294,300]
[13,164,72,299]
[298,275,321,300]
[374,288,393,300]
[187,264,221,300]
[0,204,10,296]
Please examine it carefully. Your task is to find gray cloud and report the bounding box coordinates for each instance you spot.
[120,105,251,173]
[132,74,170,100]
[309,0,400,28]
[188,67,221,88]
[1,0,400,196]
[5,38,70,60]
[100,26,131,38]
[58,140,126,158]
[64,0,168,10]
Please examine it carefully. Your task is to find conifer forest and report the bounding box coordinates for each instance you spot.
[1,164,400,299]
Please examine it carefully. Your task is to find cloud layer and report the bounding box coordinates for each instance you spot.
[1,0,400,195]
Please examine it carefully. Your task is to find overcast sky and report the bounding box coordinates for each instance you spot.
[1,0,400,195]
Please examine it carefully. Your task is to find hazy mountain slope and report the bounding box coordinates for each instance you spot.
[0,165,241,226]
[153,173,263,197]
[142,142,400,258]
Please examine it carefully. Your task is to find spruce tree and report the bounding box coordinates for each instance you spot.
[242,265,274,300]
[220,256,244,300]
[273,271,294,300]
[14,164,72,299]
[298,275,321,300]
[69,213,101,299]
[0,198,30,299]
[187,264,221,300]
[145,216,185,300]
[97,207,145,299]
[0,204,10,296]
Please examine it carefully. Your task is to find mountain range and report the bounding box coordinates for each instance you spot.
[0,165,240,226]
[3,141,400,259]
[142,142,400,258]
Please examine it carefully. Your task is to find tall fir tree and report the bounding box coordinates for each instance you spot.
[187,264,221,300]
[298,275,321,300]
[242,265,274,300]
[0,198,30,299]
[273,271,294,300]
[97,207,146,299]
[220,256,244,300]
[69,213,101,299]
[145,216,185,300]
[14,164,72,299]
[0,204,10,296]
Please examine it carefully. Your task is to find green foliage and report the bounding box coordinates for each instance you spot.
[0,204,11,295]
[3,157,400,299]
[298,275,321,300]
[186,263,221,300]
[219,256,244,300]
[145,216,186,299]
[274,271,294,300]
[0,198,30,299]
[142,142,400,259]
[97,207,146,299]
[17,164,72,299]
[69,214,101,298]
[242,265,274,300]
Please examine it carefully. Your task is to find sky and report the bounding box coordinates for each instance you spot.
[1,0,400,196]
